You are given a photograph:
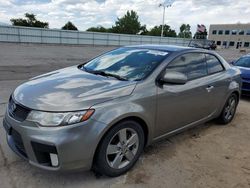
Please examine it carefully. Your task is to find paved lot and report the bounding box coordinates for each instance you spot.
[0,43,250,188]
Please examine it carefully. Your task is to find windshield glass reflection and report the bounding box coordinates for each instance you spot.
[82,47,169,81]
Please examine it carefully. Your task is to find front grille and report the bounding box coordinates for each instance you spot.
[242,82,250,90]
[242,76,250,81]
[8,96,30,122]
[11,129,27,158]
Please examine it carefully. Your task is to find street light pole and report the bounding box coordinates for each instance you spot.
[161,5,166,38]
[159,1,173,38]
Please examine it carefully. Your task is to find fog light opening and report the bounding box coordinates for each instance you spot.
[49,153,59,167]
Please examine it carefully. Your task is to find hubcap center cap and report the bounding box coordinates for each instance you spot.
[121,145,128,154]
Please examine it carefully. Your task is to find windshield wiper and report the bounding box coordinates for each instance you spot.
[92,70,128,81]
[81,66,128,81]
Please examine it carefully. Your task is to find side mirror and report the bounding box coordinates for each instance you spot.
[160,71,187,85]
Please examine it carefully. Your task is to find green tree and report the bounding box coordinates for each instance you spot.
[194,24,208,39]
[10,13,49,28]
[178,24,192,38]
[61,21,78,30]
[86,26,110,32]
[111,10,142,34]
[147,25,177,37]
[194,30,208,39]
[139,25,149,35]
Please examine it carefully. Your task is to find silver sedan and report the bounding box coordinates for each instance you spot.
[3,45,241,177]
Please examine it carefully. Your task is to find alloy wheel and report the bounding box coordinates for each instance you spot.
[224,96,237,121]
[106,128,139,169]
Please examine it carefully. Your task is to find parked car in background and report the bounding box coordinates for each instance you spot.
[231,54,250,95]
[3,45,241,177]
[209,41,217,50]
[188,40,217,50]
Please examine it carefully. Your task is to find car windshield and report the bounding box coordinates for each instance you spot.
[234,57,250,68]
[81,47,169,81]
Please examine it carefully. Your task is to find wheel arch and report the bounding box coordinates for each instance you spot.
[92,115,149,169]
[217,89,240,118]
[231,90,240,103]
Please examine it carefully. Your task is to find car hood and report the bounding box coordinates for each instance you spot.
[237,66,250,79]
[13,66,136,112]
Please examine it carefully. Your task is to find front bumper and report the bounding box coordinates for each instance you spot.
[242,79,250,96]
[3,112,107,171]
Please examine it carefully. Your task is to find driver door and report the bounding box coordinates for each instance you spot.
[155,52,213,137]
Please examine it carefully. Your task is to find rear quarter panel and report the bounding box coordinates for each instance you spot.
[216,66,242,116]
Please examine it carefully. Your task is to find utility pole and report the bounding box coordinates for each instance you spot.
[159,1,174,38]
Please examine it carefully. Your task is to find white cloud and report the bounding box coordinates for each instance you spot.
[0,0,250,34]
[0,0,12,5]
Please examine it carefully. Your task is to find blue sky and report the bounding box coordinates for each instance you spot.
[0,0,250,34]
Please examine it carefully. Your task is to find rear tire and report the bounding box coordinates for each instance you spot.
[94,120,145,177]
[217,93,238,125]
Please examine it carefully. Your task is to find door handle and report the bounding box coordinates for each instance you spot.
[206,85,214,92]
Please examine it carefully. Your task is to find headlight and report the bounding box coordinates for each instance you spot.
[26,109,95,127]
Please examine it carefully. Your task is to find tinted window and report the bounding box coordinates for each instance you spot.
[234,57,250,68]
[83,47,169,81]
[206,54,224,74]
[166,55,189,75]
[166,53,207,80]
[188,54,207,80]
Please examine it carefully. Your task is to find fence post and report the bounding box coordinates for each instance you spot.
[40,29,43,44]
[59,30,62,44]
[17,27,21,43]
[107,33,109,46]
[77,31,79,45]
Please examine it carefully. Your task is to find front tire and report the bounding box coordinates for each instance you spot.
[94,120,145,177]
[218,93,238,125]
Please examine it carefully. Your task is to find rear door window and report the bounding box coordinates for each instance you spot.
[205,54,224,74]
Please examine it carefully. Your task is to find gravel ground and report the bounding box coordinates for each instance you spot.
[0,43,250,188]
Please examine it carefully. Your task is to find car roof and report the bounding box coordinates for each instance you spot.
[241,54,250,58]
[125,44,196,52]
